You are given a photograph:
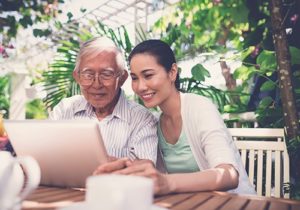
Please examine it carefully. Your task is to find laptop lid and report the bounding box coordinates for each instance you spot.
[4,120,108,188]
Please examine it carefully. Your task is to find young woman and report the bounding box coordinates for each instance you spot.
[95,40,256,195]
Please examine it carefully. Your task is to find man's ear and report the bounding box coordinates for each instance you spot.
[73,70,80,83]
[118,70,128,87]
[169,63,178,82]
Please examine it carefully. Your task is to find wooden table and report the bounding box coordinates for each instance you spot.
[22,186,300,210]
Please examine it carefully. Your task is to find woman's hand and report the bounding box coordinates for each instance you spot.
[115,161,174,195]
[93,157,129,175]
[93,158,173,195]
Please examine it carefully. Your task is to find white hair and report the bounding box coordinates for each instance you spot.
[74,36,126,72]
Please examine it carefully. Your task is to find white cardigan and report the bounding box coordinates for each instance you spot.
[157,92,256,195]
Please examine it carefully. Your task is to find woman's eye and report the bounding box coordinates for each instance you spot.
[144,74,153,79]
[131,76,137,81]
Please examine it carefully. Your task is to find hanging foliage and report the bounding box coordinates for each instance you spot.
[0,0,65,42]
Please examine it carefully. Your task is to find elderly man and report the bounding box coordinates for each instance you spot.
[49,36,158,163]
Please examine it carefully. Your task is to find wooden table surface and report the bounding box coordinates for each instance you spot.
[22,186,300,210]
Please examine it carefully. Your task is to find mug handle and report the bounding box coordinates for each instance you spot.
[16,156,41,200]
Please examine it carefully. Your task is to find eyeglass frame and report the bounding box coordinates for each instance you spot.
[78,68,123,86]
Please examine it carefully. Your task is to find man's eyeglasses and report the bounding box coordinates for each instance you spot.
[78,70,122,86]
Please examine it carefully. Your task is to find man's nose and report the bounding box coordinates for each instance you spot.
[92,73,104,87]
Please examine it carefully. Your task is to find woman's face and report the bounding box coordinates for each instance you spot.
[130,53,177,108]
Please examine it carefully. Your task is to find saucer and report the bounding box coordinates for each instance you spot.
[58,202,168,210]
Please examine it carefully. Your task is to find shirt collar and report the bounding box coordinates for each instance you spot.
[73,96,93,117]
[111,90,131,124]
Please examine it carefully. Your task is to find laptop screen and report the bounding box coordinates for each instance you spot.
[4,120,108,188]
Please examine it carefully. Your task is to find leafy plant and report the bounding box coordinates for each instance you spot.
[42,37,80,109]
[152,0,249,60]
[152,0,300,127]
[26,99,48,119]
[180,63,249,114]
[0,76,10,118]
[0,0,65,41]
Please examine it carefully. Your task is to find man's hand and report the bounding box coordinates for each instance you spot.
[93,157,130,175]
[93,157,152,174]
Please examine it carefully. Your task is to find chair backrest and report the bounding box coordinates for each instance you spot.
[228,128,290,198]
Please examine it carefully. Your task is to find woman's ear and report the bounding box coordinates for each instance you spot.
[169,63,178,82]
[118,70,128,87]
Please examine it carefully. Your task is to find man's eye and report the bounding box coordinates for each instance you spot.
[82,74,94,79]
[101,71,114,78]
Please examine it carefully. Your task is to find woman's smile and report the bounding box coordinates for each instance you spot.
[140,92,155,101]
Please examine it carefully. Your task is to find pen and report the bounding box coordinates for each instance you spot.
[129,147,140,161]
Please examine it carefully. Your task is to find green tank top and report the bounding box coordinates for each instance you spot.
[158,121,200,173]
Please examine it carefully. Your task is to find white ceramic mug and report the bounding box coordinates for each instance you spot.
[86,174,153,210]
[0,151,41,210]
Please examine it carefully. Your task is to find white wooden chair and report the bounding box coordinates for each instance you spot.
[228,128,290,198]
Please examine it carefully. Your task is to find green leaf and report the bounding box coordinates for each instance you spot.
[54,21,63,29]
[230,3,249,24]
[260,80,276,91]
[19,15,33,27]
[290,47,300,65]
[223,104,240,113]
[257,50,277,73]
[122,26,132,55]
[80,8,87,13]
[258,96,273,109]
[233,65,255,80]
[33,29,44,37]
[191,64,210,82]
[241,46,255,60]
[67,12,73,21]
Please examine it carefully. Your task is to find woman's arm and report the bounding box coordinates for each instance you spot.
[116,162,239,195]
[166,164,239,193]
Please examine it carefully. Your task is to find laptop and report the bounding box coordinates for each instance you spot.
[4,120,108,188]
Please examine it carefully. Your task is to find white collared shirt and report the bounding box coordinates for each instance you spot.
[49,90,158,163]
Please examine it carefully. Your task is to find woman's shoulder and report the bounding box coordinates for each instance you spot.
[180,92,221,123]
[180,92,215,107]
